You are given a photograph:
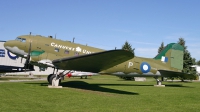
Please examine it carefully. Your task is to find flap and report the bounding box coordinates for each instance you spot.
[52,50,134,73]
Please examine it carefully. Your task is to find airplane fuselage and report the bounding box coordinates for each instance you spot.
[4,35,180,77]
[4,35,104,68]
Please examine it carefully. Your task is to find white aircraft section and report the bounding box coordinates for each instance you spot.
[65,70,98,78]
[191,65,200,74]
[0,41,62,75]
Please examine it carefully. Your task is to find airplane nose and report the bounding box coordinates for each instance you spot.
[4,41,10,48]
[4,41,15,50]
[4,41,9,48]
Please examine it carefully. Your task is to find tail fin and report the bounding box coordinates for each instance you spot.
[154,43,184,70]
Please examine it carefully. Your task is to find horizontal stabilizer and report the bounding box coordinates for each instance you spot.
[159,70,197,80]
[52,50,134,73]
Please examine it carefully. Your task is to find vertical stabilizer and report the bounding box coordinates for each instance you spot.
[154,43,184,70]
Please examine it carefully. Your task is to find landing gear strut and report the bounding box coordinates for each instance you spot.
[47,69,72,88]
[154,77,165,87]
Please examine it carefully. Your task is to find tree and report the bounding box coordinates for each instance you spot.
[122,41,135,56]
[177,38,196,76]
[196,60,200,65]
[158,42,165,54]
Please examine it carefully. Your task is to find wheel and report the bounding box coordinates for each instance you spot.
[47,74,53,84]
[124,77,133,80]
[49,74,61,85]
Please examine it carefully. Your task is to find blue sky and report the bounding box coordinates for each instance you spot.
[1,0,200,60]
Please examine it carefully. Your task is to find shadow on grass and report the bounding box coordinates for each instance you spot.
[166,80,193,83]
[26,81,139,95]
[116,80,193,88]
[25,80,194,95]
[164,84,193,88]
[0,78,9,80]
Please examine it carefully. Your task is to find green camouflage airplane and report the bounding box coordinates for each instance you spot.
[4,34,196,86]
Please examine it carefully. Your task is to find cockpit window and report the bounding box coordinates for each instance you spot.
[21,38,26,42]
[15,37,26,42]
[15,37,21,41]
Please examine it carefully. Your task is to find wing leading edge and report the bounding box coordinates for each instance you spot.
[52,50,134,73]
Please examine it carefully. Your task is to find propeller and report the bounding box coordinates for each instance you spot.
[24,41,32,71]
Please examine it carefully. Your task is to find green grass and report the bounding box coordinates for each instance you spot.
[0,75,200,112]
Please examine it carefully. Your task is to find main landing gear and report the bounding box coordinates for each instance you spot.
[47,74,61,86]
[154,77,165,87]
[47,68,71,88]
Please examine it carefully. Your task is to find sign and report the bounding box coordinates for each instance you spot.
[0,49,5,57]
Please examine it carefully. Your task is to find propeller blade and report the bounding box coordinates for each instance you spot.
[24,42,32,71]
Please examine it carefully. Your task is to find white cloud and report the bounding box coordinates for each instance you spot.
[130,41,158,45]
[135,48,158,58]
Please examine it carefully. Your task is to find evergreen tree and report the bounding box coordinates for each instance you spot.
[177,38,196,76]
[196,60,200,65]
[158,42,165,54]
[122,41,135,56]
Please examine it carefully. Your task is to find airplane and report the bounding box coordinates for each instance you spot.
[4,34,197,87]
[65,70,98,79]
[4,34,134,86]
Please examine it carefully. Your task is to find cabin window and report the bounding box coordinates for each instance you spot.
[54,48,59,52]
[74,52,79,56]
[21,38,26,42]
[65,50,69,54]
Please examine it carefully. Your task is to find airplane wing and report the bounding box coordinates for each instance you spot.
[52,50,134,73]
[158,70,197,80]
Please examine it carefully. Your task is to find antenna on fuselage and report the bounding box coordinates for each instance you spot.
[73,37,75,43]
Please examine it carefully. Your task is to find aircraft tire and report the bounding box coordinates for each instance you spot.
[49,74,61,85]
[47,74,53,84]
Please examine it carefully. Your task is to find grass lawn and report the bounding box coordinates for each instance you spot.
[0,75,200,112]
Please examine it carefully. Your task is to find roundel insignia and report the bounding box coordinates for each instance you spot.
[7,51,18,60]
[140,62,151,73]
